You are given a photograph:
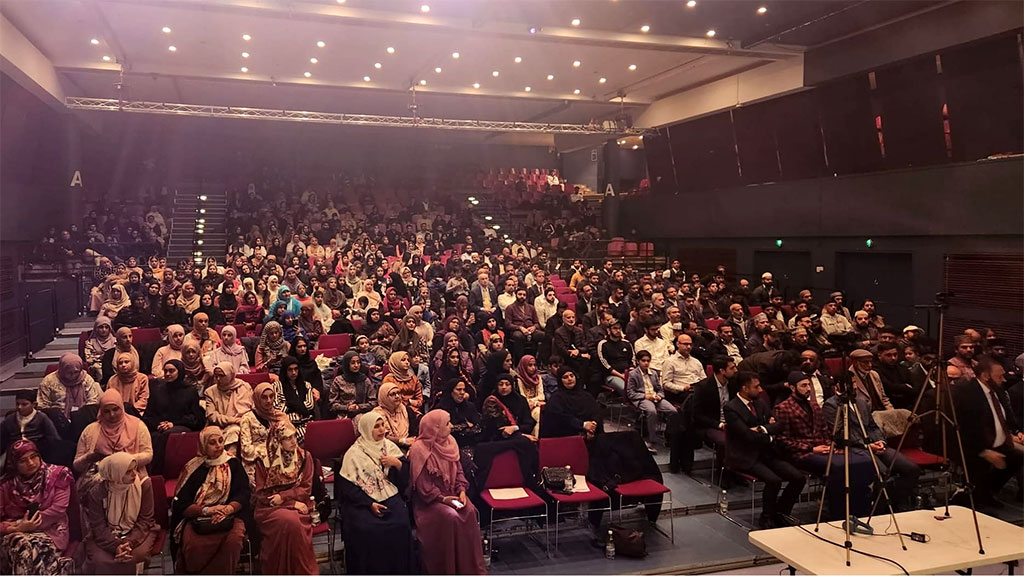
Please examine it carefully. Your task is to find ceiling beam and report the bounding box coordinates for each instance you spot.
[0,12,66,111]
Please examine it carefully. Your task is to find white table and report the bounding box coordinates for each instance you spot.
[749,506,1024,575]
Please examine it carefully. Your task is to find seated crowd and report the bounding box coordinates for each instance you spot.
[2,189,1022,575]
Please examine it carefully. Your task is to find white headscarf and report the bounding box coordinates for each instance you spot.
[338,412,403,502]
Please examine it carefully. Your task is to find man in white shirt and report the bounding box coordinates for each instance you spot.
[798,349,834,406]
[497,277,517,313]
[633,321,671,374]
[819,301,853,336]
[661,333,706,403]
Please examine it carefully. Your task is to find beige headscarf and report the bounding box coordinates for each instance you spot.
[97,452,143,533]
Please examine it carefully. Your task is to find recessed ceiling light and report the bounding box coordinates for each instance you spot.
[452,52,460,59]
[572,60,581,68]
[573,89,581,94]
[571,18,581,26]
[363,76,371,82]
[102,55,111,62]
[420,4,430,12]
[640,25,650,32]
[242,34,251,41]
[706,29,716,37]
[374,62,382,69]
[168,45,177,52]
[687,0,697,7]
[435,67,442,73]
[599,77,607,83]
[386,46,395,54]
[337,0,345,3]
[316,41,326,48]
[757,6,767,14]
[628,64,637,71]
[524,86,532,92]
[161,26,171,34]
[514,56,522,63]
[90,38,100,45]
[304,71,312,78]
[547,74,554,80]
[310,57,318,64]
[419,79,427,85]
[473,82,480,89]
[240,67,248,73]
[242,52,249,58]
[492,70,500,77]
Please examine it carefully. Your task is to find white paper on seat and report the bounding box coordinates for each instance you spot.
[488,487,529,500]
[572,475,591,493]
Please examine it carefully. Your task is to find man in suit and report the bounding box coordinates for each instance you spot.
[724,372,806,528]
[469,268,499,321]
[575,283,596,319]
[953,355,1024,509]
[691,356,738,476]
[709,323,747,365]
[799,349,835,407]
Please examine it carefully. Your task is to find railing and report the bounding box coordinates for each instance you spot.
[0,277,84,366]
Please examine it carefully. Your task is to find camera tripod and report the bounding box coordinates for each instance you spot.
[812,350,907,567]
[865,296,985,554]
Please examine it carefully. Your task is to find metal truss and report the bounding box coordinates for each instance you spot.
[64,97,648,135]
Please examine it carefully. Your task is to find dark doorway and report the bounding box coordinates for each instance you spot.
[753,251,812,302]
[836,252,914,328]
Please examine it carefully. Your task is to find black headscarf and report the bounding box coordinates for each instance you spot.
[490,373,533,428]
[546,366,602,429]
[477,349,510,408]
[360,308,383,336]
[389,272,409,299]
[277,355,313,418]
[292,336,324,392]
[162,359,187,389]
[340,350,367,385]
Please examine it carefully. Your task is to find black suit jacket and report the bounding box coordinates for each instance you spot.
[953,379,1019,459]
[693,376,730,431]
[724,394,777,470]
[468,284,499,317]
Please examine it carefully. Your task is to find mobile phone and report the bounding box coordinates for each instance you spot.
[451,500,465,509]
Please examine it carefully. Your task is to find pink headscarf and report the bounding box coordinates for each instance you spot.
[408,409,460,492]
[94,389,139,455]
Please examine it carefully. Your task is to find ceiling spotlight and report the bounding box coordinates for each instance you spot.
[304,71,312,78]
[572,60,581,68]
[687,0,696,7]
[435,67,442,73]
[168,45,177,52]
[472,83,480,89]
[514,56,522,64]
[628,64,637,71]
[419,79,427,85]
[468,196,476,201]
[492,224,501,230]
[242,52,249,58]
[573,89,581,94]
[199,195,208,201]
[363,76,371,82]
[547,74,554,80]
[471,199,480,205]
[571,18,581,26]
[524,86,531,92]
[529,26,538,34]
[599,77,607,83]
[757,6,767,14]
[452,52,460,59]
[484,216,493,221]
[492,70,500,77]
[241,67,248,72]
[161,26,171,33]
[373,63,382,70]
[102,55,111,62]
[90,38,100,45]
[640,25,650,32]
[242,34,251,41]
[706,29,716,37]
[632,145,639,150]
[337,0,345,3]
[316,41,326,48]
[310,57,318,63]
[420,4,430,12]
[386,46,395,54]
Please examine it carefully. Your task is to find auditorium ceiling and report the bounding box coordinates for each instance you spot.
[3,0,939,126]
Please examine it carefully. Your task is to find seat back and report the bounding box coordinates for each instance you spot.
[484,449,524,489]
[317,334,352,355]
[539,435,590,476]
[304,418,356,464]
[131,327,164,346]
[163,432,200,486]
[78,330,92,358]
[824,357,843,377]
[45,364,59,375]
[312,348,338,361]
[149,475,170,529]
[705,318,724,332]
[748,306,762,317]
[238,373,272,387]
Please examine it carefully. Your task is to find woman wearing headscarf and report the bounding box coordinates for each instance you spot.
[234,291,264,329]
[80,452,158,574]
[392,314,430,362]
[160,268,181,296]
[37,353,102,437]
[218,282,239,323]
[480,374,537,443]
[184,312,222,357]
[100,327,140,387]
[171,426,250,575]
[194,294,226,328]
[181,341,211,393]
[176,281,201,314]
[438,379,481,447]
[203,362,254,452]
[74,389,153,476]
[279,311,305,344]
[434,315,476,359]
[381,286,409,324]
[355,278,383,311]
[338,412,415,575]
[374,382,419,451]
[256,320,290,373]
[156,292,189,329]
[270,285,302,318]
[152,324,186,379]
[204,325,250,375]
[408,410,487,575]
[430,343,477,408]
[383,351,424,414]
[0,439,75,575]
[239,382,282,483]
[144,360,204,475]
[297,300,324,345]
[85,316,117,381]
[273,356,317,442]
[329,351,378,418]
[109,350,150,416]
[100,284,131,320]
[477,349,513,409]
[516,355,545,436]
[541,367,604,440]
[252,421,318,575]
[291,336,325,401]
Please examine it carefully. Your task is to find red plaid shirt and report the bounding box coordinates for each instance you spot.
[772,395,830,460]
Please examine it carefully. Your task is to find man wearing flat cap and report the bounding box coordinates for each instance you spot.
[848,348,894,412]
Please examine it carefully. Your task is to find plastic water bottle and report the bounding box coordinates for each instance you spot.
[605,530,615,560]
[482,538,491,568]
[310,496,320,525]
[563,466,573,492]
[719,490,729,514]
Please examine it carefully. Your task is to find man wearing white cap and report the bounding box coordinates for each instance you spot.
[899,325,923,351]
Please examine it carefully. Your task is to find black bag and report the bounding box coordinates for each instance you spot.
[540,466,574,495]
[609,524,647,558]
[191,515,234,535]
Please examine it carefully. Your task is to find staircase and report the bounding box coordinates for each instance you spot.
[166,188,228,263]
[468,191,516,243]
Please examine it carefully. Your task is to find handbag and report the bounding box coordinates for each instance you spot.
[540,466,574,495]
[609,524,647,558]
[191,515,234,535]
